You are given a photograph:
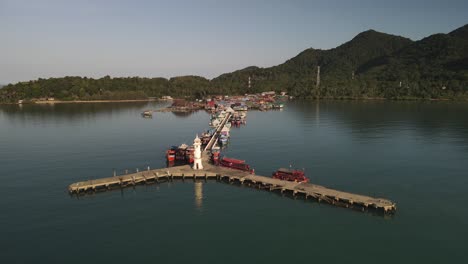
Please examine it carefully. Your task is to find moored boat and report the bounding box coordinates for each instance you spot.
[166,148,176,162]
[219,135,229,145]
[272,168,308,183]
[219,156,254,173]
[273,103,284,109]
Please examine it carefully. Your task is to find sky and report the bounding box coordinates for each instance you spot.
[1,0,467,84]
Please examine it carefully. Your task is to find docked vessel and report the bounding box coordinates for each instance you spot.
[273,103,284,109]
[166,144,194,164]
[201,131,212,145]
[219,156,254,173]
[166,148,176,162]
[219,134,229,146]
[272,168,308,183]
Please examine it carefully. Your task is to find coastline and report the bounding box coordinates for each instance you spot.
[0,96,463,106]
[1,99,161,105]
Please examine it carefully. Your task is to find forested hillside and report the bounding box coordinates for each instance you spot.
[1,24,467,103]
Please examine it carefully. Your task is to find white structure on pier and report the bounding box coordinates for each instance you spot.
[193,135,203,170]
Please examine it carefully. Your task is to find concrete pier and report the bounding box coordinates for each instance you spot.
[68,111,396,215]
[68,162,396,214]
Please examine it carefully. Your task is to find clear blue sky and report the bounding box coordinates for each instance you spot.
[1,0,467,83]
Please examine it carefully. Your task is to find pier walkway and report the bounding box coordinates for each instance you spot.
[68,162,396,214]
[204,112,231,151]
[68,110,396,215]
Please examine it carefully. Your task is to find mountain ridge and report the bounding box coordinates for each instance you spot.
[1,24,467,102]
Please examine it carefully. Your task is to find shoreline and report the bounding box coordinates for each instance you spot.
[0,96,463,105]
[1,99,162,105]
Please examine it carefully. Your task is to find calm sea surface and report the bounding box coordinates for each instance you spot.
[1,100,468,263]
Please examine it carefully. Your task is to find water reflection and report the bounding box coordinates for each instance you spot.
[194,181,203,210]
[290,100,468,144]
[171,111,198,118]
[0,102,177,125]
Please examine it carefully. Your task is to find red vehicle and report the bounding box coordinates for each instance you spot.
[272,168,309,183]
[219,156,254,174]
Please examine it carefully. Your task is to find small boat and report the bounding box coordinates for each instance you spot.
[212,145,220,151]
[186,146,194,163]
[176,144,188,161]
[211,151,220,165]
[166,148,176,162]
[210,119,220,127]
[273,103,284,109]
[272,168,308,183]
[141,110,153,117]
[219,135,229,145]
[221,126,230,137]
[201,132,211,145]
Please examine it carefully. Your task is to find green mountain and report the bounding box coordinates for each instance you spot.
[211,29,414,97]
[361,25,468,98]
[1,24,467,103]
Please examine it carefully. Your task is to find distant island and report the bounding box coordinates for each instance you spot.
[1,24,467,103]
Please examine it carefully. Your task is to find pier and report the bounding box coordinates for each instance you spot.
[68,110,396,215]
[68,163,396,214]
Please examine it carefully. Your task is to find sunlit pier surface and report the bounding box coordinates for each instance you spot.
[68,159,396,215]
[68,111,396,215]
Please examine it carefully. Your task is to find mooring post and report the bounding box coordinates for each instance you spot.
[113,169,116,177]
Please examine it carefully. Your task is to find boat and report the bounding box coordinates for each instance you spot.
[141,110,153,117]
[272,168,308,183]
[233,105,248,111]
[186,146,194,163]
[219,135,229,145]
[211,151,220,165]
[221,126,230,137]
[210,119,220,127]
[212,144,220,151]
[201,132,212,145]
[219,156,254,173]
[166,147,176,162]
[176,144,188,161]
[273,103,284,109]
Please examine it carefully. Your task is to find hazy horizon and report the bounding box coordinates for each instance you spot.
[1,0,467,84]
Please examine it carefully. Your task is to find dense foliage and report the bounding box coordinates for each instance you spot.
[211,25,468,100]
[0,76,210,102]
[1,24,467,103]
